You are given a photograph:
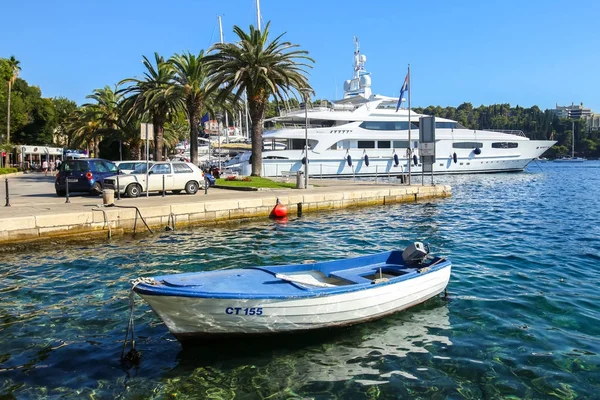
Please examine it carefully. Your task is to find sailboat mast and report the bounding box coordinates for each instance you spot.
[572,120,575,158]
[256,0,261,30]
[218,16,229,145]
[407,64,411,185]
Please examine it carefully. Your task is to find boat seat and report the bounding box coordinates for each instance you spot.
[329,266,380,284]
[329,264,413,284]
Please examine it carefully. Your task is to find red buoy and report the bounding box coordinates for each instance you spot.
[270,198,288,219]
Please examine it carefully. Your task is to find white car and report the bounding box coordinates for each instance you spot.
[104,161,205,198]
[114,160,153,174]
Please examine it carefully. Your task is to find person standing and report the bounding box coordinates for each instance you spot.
[42,160,49,176]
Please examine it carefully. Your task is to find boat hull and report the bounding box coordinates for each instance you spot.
[228,139,556,177]
[137,264,451,339]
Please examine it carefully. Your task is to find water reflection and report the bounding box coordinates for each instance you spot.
[160,301,451,398]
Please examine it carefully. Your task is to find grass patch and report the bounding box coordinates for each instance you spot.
[0,168,18,175]
[216,176,296,189]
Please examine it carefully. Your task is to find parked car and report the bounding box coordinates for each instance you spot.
[55,158,118,196]
[114,160,152,174]
[104,161,206,198]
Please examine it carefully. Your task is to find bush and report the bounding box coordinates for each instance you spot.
[0,168,18,175]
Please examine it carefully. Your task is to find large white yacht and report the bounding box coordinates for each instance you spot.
[233,39,556,177]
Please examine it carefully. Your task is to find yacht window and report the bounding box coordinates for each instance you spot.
[359,121,418,130]
[393,140,409,149]
[358,141,376,149]
[491,142,518,149]
[331,140,350,150]
[378,141,391,149]
[436,122,467,129]
[453,142,483,149]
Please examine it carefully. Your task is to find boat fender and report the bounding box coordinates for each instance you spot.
[393,153,399,166]
[453,152,457,164]
[270,198,288,219]
[474,147,481,155]
[413,155,418,166]
[364,154,369,166]
[301,157,309,165]
[347,155,352,167]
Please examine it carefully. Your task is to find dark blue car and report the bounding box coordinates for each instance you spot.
[55,158,118,196]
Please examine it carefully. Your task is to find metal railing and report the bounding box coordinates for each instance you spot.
[487,129,527,137]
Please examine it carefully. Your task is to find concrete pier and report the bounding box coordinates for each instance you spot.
[0,174,451,246]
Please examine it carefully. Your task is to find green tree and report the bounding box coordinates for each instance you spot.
[207,22,313,176]
[120,53,179,161]
[51,97,78,147]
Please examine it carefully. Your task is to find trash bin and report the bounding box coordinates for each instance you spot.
[296,171,305,189]
[102,189,115,205]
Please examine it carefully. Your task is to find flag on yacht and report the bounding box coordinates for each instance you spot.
[201,113,210,124]
[396,73,409,112]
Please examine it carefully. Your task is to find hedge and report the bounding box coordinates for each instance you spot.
[0,168,18,175]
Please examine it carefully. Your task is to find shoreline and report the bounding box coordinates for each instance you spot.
[0,180,451,247]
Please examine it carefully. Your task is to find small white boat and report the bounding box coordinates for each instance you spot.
[131,243,451,342]
[554,157,585,162]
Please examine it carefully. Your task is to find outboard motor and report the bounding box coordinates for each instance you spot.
[402,242,429,265]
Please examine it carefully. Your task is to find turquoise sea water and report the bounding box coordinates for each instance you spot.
[1,161,600,399]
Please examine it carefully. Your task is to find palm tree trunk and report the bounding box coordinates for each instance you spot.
[250,114,263,176]
[94,136,100,158]
[152,116,165,161]
[189,106,200,165]
[5,81,11,167]
[249,97,267,176]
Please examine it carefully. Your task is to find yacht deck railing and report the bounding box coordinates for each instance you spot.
[487,129,527,137]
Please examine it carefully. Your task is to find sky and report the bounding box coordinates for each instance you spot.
[2,0,599,111]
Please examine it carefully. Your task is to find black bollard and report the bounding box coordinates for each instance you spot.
[204,177,208,195]
[116,174,121,200]
[5,178,10,207]
[65,177,70,204]
[297,202,303,217]
[162,175,166,197]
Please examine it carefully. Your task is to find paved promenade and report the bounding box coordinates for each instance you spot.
[0,172,451,245]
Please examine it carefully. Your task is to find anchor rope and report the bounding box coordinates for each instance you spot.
[120,277,156,363]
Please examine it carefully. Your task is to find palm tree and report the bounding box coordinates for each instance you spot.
[119,53,179,161]
[83,85,124,159]
[5,56,20,166]
[69,105,102,157]
[207,22,313,176]
[169,51,217,165]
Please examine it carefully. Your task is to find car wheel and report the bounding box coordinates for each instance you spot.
[172,190,182,194]
[56,189,66,197]
[185,181,198,194]
[92,182,102,195]
[126,184,141,198]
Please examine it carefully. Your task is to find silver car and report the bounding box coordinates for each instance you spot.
[104,161,206,197]
[114,160,152,174]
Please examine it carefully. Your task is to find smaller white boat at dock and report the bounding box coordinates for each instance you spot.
[130,243,451,342]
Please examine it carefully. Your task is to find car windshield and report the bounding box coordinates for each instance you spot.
[133,162,153,174]
[62,160,88,172]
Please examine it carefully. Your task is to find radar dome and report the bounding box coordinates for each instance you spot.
[359,54,367,63]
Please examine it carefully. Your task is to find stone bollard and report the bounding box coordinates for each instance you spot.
[103,188,115,205]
